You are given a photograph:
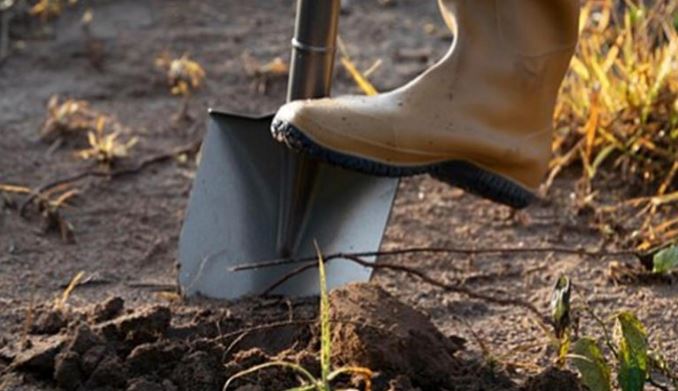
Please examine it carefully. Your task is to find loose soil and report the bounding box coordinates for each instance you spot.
[2,284,580,390]
[1,0,676,390]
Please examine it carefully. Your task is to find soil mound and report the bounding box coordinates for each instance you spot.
[330,283,464,388]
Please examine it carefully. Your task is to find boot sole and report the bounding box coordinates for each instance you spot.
[271,119,536,209]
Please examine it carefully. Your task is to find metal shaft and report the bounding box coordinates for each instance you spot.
[286,0,340,100]
[277,0,341,256]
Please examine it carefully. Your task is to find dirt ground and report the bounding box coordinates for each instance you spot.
[0,0,676,390]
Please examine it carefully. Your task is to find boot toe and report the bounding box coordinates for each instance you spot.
[271,100,307,142]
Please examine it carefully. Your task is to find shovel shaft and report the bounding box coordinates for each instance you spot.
[287,0,341,100]
[277,0,341,256]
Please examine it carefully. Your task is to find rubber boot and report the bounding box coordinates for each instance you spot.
[272,0,580,208]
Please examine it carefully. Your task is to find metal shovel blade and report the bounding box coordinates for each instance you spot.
[178,110,398,299]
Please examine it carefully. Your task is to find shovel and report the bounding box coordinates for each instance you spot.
[178,0,399,299]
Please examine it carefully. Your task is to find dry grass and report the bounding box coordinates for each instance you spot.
[155,52,206,96]
[76,116,138,167]
[29,0,77,22]
[155,52,206,121]
[551,0,677,250]
[241,51,288,94]
[40,95,101,141]
[337,36,380,96]
[40,96,136,167]
[0,182,79,242]
[54,271,84,310]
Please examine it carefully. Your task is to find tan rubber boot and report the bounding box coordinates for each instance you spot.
[272,0,580,208]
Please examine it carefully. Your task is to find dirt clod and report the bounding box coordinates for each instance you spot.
[171,350,225,391]
[87,353,128,388]
[386,376,419,391]
[126,377,165,391]
[31,308,67,335]
[330,283,462,389]
[162,379,179,391]
[97,305,171,346]
[54,350,82,390]
[11,335,65,375]
[80,344,110,377]
[92,296,125,322]
[232,386,263,391]
[522,367,584,391]
[126,340,187,375]
[66,324,103,354]
[223,348,300,391]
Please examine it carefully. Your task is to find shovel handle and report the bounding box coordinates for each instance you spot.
[286,0,341,101]
[276,0,341,257]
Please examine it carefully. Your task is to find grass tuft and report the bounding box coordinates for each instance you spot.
[76,116,138,167]
[551,1,677,250]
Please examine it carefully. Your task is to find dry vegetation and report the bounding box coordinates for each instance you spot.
[29,0,77,21]
[0,181,78,242]
[241,51,289,94]
[155,52,206,121]
[41,96,137,168]
[551,0,677,251]
[76,116,138,167]
[40,96,101,141]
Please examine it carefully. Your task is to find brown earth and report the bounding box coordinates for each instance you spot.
[0,0,676,390]
[1,284,581,390]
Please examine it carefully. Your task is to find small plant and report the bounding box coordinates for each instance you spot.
[0,182,79,242]
[548,275,677,390]
[41,95,101,141]
[29,0,76,22]
[551,275,572,340]
[81,8,104,70]
[0,183,30,207]
[241,51,288,94]
[570,337,612,391]
[651,244,678,273]
[223,243,373,391]
[76,116,137,167]
[39,96,135,167]
[37,185,78,243]
[551,275,575,367]
[568,312,655,391]
[155,52,206,122]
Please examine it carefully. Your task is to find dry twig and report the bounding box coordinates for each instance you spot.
[233,246,640,272]
[19,137,201,216]
[237,252,554,326]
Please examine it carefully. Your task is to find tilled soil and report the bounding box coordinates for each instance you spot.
[1,0,677,390]
[0,284,582,391]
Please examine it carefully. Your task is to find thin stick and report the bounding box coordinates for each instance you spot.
[262,262,319,296]
[232,246,639,272]
[19,138,201,216]
[347,255,548,324]
[260,254,550,326]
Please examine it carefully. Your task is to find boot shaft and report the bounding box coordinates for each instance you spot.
[439,0,580,53]
[418,0,581,131]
